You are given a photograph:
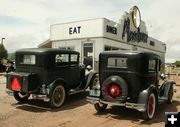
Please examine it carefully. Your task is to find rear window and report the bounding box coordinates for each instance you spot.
[107,57,127,68]
[20,55,36,65]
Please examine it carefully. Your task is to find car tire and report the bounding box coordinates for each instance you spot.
[14,91,30,102]
[101,75,128,102]
[167,85,173,104]
[90,76,99,89]
[94,103,108,112]
[49,84,66,108]
[142,92,156,120]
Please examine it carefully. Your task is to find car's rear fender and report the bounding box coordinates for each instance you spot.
[137,85,158,111]
[47,78,67,97]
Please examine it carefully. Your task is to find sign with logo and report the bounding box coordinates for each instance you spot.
[131,6,141,29]
[69,26,81,34]
[122,6,148,43]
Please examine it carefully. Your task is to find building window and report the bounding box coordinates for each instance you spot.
[59,46,75,50]
[105,46,119,51]
[150,41,155,46]
[83,43,93,67]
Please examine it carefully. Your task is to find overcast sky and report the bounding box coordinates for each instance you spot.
[0,0,180,62]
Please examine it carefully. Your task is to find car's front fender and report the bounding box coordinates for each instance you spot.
[85,70,97,89]
[159,80,176,98]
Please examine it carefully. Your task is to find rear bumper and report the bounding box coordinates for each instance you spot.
[6,89,50,102]
[6,89,14,96]
[32,94,50,102]
[87,96,146,112]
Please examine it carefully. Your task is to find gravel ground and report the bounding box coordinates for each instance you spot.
[0,75,180,127]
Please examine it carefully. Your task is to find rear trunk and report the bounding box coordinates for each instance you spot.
[6,72,39,93]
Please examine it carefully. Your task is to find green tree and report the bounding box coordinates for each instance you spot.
[175,61,180,67]
[0,43,8,60]
[8,53,15,61]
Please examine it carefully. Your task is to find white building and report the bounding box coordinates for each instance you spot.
[45,7,166,71]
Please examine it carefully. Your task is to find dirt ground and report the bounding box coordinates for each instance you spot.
[0,75,180,127]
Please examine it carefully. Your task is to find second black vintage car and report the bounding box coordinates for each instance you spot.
[87,51,175,120]
[6,48,97,108]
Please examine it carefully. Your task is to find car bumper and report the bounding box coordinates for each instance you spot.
[6,89,14,96]
[32,94,50,102]
[6,89,50,102]
[87,96,146,112]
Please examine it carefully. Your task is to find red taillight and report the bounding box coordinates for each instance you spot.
[12,77,21,91]
[106,84,122,98]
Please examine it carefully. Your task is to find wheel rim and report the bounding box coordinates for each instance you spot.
[52,85,65,107]
[147,93,156,119]
[92,77,99,89]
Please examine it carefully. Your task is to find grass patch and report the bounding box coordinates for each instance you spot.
[176,95,180,98]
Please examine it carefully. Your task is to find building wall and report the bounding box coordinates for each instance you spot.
[50,10,166,72]
[52,37,165,72]
[52,38,104,70]
[50,18,165,52]
[50,18,104,41]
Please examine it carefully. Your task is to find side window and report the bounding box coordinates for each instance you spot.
[148,59,156,72]
[70,54,78,62]
[55,54,69,66]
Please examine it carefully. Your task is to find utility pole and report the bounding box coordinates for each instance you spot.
[1,38,5,44]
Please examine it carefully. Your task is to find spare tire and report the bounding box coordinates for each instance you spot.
[101,75,128,102]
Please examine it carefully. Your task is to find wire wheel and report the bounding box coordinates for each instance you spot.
[147,93,156,118]
[90,76,99,89]
[142,92,156,120]
[49,85,65,108]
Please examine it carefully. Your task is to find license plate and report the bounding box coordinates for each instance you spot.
[89,90,100,97]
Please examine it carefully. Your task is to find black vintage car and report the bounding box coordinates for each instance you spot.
[6,48,97,108]
[0,61,6,72]
[87,51,175,120]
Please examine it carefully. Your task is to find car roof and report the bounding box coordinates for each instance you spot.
[16,48,79,54]
[100,50,160,58]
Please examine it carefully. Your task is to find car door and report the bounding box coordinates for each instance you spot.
[147,58,158,86]
[53,53,71,86]
[69,54,81,88]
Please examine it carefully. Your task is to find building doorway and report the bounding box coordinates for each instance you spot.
[83,43,93,68]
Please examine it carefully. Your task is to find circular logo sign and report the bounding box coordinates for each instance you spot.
[131,6,141,28]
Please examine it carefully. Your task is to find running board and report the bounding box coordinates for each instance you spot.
[69,89,85,95]
[158,96,168,104]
